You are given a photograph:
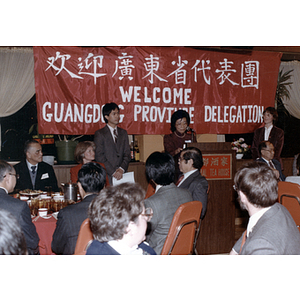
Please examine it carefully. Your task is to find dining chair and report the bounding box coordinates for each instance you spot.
[278,181,300,232]
[74,218,93,255]
[160,201,202,255]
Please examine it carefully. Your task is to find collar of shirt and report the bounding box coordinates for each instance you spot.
[108,240,143,255]
[107,124,118,138]
[155,184,163,192]
[246,206,271,237]
[178,169,198,187]
[264,124,273,140]
[0,186,8,194]
[26,160,38,172]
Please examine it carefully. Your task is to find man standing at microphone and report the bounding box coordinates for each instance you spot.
[164,110,196,182]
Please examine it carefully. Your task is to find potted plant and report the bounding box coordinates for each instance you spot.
[55,135,83,164]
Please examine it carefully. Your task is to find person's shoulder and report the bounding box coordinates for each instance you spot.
[39,161,54,170]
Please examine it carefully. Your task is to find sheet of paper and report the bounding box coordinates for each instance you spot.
[112,171,135,186]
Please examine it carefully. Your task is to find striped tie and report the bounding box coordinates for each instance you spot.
[113,128,118,144]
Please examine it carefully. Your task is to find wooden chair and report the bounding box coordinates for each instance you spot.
[160,201,202,255]
[74,218,93,255]
[278,181,300,232]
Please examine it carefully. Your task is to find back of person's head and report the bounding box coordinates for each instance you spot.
[24,139,40,155]
[88,182,145,242]
[181,147,203,170]
[77,162,106,193]
[263,106,278,123]
[297,155,300,174]
[145,151,175,185]
[102,102,119,123]
[0,160,14,184]
[74,141,96,164]
[0,209,27,255]
[234,161,278,208]
[258,140,269,155]
[170,110,190,132]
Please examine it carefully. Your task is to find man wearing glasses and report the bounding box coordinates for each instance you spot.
[257,141,285,181]
[0,160,39,254]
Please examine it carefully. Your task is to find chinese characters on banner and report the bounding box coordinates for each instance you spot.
[201,154,232,180]
[33,46,282,135]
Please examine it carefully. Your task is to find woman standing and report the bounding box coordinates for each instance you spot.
[164,110,196,181]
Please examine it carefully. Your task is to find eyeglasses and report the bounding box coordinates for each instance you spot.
[3,173,19,179]
[262,148,274,153]
[141,207,153,222]
[233,185,238,191]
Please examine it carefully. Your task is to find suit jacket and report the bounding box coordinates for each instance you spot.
[51,194,97,255]
[145,183,194,254]
[257,158,286,181]
[86,240,156,255]
[0,188,39,254]
[14,160,59,192]
[251,126,284,162]
[94,125,131,185]
[233,203,300,255]
[179,170,208,219]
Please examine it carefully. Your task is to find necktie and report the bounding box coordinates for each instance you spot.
[113,128,118,144]
[176,175,184,186]
[269,160,282,181]
[239,230,247,254]
[31,166,36,174]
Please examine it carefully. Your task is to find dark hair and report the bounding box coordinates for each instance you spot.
[145,152,175,185]
[74,141,96,164]
[258,140,272,155]
[0,209,27,255]
[88,182,145,242]
[102,102,119,123]
[170,110,190,132]
[77,162,106,193]
[297,155,300,173]
[181,147,203,170]
[24,139,40,155]
[234,161,278,208]
[0,160,14,183]
[263,107,278,123]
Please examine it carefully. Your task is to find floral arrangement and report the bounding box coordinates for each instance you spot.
[231,138,250,154]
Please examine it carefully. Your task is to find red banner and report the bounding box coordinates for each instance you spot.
[33,46,282,135]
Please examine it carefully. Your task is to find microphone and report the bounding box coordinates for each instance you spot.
[186,126,195,133]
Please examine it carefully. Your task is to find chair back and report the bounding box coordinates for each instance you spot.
[278,181,300,232]
[74,218,93,255]
[161,201,202,255]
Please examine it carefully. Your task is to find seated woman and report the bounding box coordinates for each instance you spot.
[70,141,109,186]
[163,110,197,182]
[86,182,156,255]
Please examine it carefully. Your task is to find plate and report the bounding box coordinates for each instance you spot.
[19,190,44,196]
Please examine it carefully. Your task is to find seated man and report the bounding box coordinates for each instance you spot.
[86,182,156,255]
[257,140,285,181]
[0,160,39,254]
[178,147,208,219]
[0,209,28,255]
[230,161,300,255]
[14,139,59,192]
[144,151,193,254]
[52,162,106,255]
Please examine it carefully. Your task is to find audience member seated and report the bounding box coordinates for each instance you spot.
[0,209,27,255]
[0,160,39,254]
[14,139,59,192]
[286,154,300,185]
[178,147,208,219]
[230,161,300,255]
[70,141,109,186]
[144,151,193,254]
[256,141,285,181]
[86,182,156,255]
[52,162,106,255]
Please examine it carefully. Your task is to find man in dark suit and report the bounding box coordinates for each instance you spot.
[14,139,59,192]
[144,152,193,254]
[51,162,106,255]
[94,102,131,185]
[230,161,300,255]
[0,160,39,254]
[178,147,208,219]
[257,141,285,181]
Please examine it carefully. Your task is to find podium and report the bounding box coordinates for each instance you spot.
[190,142,236,254]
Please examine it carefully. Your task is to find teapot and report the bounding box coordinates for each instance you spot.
[61,181,78,202]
